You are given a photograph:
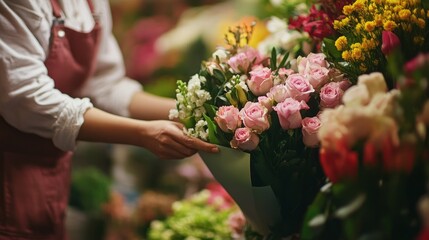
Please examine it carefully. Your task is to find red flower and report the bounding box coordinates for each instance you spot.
[381,31,401,55]
[206,182,235,209]
[320,140,358,183]
[382,137,415,173]
[289,6,335,40]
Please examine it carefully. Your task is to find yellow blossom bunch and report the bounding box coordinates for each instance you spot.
[332,0,428,75]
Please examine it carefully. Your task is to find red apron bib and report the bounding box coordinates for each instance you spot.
[0,0,101,239]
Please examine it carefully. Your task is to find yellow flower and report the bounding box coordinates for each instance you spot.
[359,64,368,72]
[356,23,363,33]
[342,50,352,61]
[399,9,412,20]
[386,0,400,5]
[341,17,351,27]
[374,14,383,26]
[352,48,363,61]
[416,18,426,29]
[414,36,424,45]
[364,21,376,32]
[383,20,397,31]
[333,20,342,30]
[343,5,354,15]
[335,36,348,51]
[353,1,365,11]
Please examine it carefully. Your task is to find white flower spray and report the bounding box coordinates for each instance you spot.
[169,74,211,140]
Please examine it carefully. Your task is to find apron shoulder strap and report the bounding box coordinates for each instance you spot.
[49,0,96,19]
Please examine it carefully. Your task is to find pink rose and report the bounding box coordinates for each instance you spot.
[338,79,352,91]
[298,53,328,73]
[228,52,251,73]
[248,67,274,96]
[305,65,330,89]
[278,68,295,82]
[240,102,270,133]
[228,211,246,239]
[320,82,344,108]
[230,127,260,151]
[241,46,264,65]
[267,84,289,103]
[273,98,309,130]
[258,96,273,111]
[302,117,322,147]
[215,106,242,132]
[285,73,315,102]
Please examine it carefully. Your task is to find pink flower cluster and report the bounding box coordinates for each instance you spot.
[215,52,350,151]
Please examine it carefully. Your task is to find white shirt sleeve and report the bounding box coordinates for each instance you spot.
[76,0,142,117]
[0,0,142,151]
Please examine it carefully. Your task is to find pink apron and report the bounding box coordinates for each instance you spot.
[0,0,101,239]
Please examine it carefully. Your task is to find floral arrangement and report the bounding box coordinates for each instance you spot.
[301,52,429,239]
[169,22,353,236]
[165,0,429,238]
[324,0,429,84]
[147,183,245,240]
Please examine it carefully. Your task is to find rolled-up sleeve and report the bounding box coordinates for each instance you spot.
[78,1,142,117]
[0,1,93,151]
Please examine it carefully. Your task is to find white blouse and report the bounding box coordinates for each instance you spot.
[0,0,142,151]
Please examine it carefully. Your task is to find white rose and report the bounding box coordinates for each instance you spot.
[342,85,370,107]
[357,72,387,98]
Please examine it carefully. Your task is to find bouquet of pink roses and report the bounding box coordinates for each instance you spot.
[170,24,350,237]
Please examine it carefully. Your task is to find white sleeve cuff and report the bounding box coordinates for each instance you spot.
[52,97,93,151]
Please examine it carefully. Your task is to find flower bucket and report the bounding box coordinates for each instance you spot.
[199,145,282,235]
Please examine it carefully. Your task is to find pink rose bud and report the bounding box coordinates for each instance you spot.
[381,31,400,55]
[278,68,295,82]
[298,53,328,73]
[241,46,264,65]
[267,84,289,103]
[248,67,274,96]
[258,96,274,111]
[230,128,260,151]
[320,82,344,108]
[240,102,270,133]
[404,53,429,73]
[215,106,242,132]
[305,65,330,89]
[273,98,309,130]
[228,52,251,73]
[285,73,315,102]
[302,117,322,147]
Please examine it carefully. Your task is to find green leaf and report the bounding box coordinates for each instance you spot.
[301,191,330,239]
[276,52,290,74]
[270,47,277,70]
[334,194,366,219]
[212,69,226,83]
[203,114,220,145]
[203,103,218,119]
[322,38,342,60]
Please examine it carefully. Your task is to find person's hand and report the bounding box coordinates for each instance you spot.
[139,120,219,159]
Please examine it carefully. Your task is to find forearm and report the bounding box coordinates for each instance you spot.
[77,107,146,146]
[77,107,218,159]
[128,91,176,120]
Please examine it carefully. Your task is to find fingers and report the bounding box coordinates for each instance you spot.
[182,136,219,153]
[171,122,219,153]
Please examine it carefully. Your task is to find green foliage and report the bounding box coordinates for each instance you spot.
[147,190,236,240]
[69,167,111,215]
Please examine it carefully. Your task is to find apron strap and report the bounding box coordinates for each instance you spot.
[50,0,96,19]
[50,0,62,18]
